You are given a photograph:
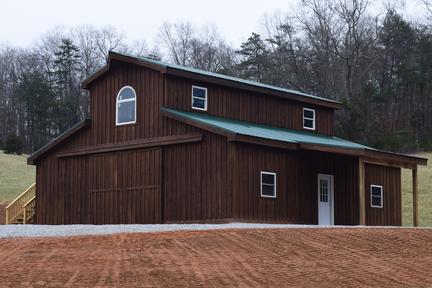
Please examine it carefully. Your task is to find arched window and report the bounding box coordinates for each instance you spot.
[116,86,136,125]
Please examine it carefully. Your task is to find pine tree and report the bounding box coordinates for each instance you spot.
[237,33,271,82]
[52,38,81,133]
[16,71,56,151]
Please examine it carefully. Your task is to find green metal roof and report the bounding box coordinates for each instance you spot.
[161,108,371,151]
[131,54,341,105]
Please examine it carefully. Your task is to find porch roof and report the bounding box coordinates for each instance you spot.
[161,107,427,168]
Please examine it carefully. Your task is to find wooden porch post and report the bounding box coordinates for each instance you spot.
[413,167,418,227]
[359,159,366,225]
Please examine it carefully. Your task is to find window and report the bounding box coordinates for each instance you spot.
[260,171,276,198]
[303,108,315,130]
[319,179,329,203]
[192,86,207,111]
[370,185,383,208]
[116,86,136,125]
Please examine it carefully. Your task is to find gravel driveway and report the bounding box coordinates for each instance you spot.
[0,223,321,238]
[1,222,426,238]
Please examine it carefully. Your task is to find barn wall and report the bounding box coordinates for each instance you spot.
[166,75,335,136]
[365,164,401,226]
[301,152,359,225]
[60,62,199,153]
[232,145,359,225]
[61,155,89,224]
[232,144,299,223]
[36,152,64,224]
[163,132,230,222]
[89,62,164,144]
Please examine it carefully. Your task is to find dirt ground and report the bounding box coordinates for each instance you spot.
[0,204,5,224]
[0,228,432,287]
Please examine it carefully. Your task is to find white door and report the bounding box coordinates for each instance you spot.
[318,174,334,226]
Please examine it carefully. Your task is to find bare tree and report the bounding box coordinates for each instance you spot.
[420,0,432,14]
[158,21,237,73]
[94,26,129,61]
[299,0,378,100]
[158,21,194,66]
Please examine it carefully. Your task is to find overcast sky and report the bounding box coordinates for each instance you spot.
[0,0,429,49]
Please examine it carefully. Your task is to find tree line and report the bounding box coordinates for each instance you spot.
[1,0,432,154]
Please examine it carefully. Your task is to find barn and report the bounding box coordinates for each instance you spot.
[26,51,427,226]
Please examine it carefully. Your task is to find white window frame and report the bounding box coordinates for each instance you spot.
[303,108,316,130]
[191,85,208,111]
[370,185,383,208]
[260,171,277,198]
[116,86,137,126]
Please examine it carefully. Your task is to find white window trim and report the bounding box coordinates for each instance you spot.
[260,171,277,198]
[191,85,208,111]
[116,86,137,126]
[370,185,383,208]
[303,108,316,130]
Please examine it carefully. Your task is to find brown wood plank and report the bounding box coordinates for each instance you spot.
[359,159,366,225]
[57,134,202,158]
[413,167,418,227]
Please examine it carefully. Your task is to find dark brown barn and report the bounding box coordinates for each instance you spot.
[27,52,427,226]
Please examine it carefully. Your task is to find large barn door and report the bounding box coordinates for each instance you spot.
[89,148,161,224]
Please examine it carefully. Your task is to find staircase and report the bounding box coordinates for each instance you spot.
[5,183,36,224]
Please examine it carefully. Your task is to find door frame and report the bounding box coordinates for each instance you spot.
[317,173,335,226]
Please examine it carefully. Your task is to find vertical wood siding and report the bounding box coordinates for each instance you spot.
[232,144,299,222]
[166,75,334,136]
[36,152,62,224]
[232,145,359,225]
[36,148,161,224]
[300,152,359,225]
[62,155,89,224]
[365,164,401,226]
[163,133,230,222]
[88,148,161,224]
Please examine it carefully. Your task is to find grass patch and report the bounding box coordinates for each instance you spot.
[402,152,431,227]
[0,151,35,204]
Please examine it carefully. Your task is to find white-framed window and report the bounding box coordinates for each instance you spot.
[303,108,316,130]
[260,171,276,198]
[116,86,136,125]
[192,86,208,111]
[370,185,383,208]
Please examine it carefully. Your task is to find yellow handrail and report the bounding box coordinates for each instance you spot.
[5,183,36,209]
[23,196,36,225]
[23,196,36,208]
[5,183,36,224]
